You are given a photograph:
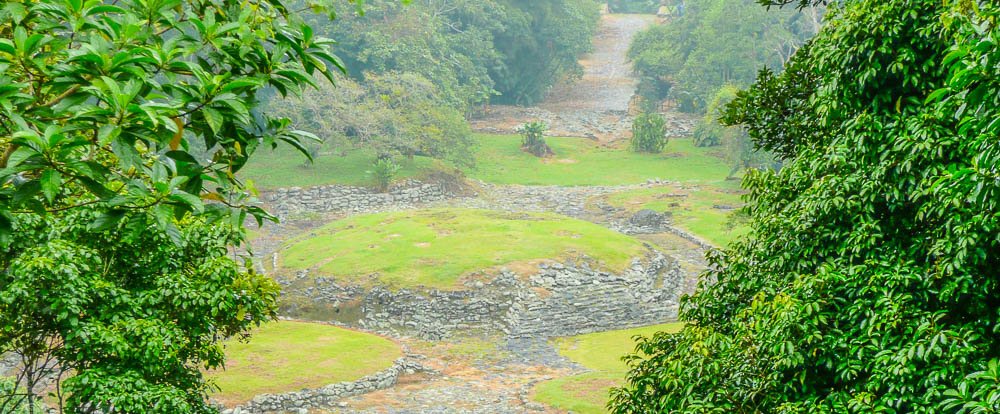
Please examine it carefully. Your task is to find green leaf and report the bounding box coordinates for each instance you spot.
[40,169,62,203]
[88,209,126,232]
[202,107,223,134]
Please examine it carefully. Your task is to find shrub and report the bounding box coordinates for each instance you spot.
[519,122,554,158]
[630,113,668,153]
[370,156,401,192]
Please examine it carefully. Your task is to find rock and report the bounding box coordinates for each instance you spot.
[628,209,671,229]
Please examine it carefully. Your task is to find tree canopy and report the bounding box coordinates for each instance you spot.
[307,0,601,107]
[611,0,1000,412]
[0,0,339,411]
[628,0,821,111]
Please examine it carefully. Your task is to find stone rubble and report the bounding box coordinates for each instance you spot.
[280,250,681,341]
[223,357,435,414]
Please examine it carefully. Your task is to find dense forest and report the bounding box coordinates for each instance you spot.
[307,0,601,108]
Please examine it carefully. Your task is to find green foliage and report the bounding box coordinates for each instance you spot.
[519,122,553,157]
[0,0,340,410]
[611,1,1000,413]
[269,72,476,168]
[0,377,44,414]
[487,0,602,105]
[607,0,661,14]
[629,113,668,153]
[1,211,280,413]
[695,86,778,175]
[303,0,500,111]
[308,0,600,107]
[627,0,821,112]
[692,85,739,147]
[370,156,401,192]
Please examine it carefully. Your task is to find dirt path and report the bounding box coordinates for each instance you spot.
[471,14,666,142]
[541,14,652,114]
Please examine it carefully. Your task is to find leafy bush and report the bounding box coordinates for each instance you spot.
[630,113,668,153]
[610,0,1000,412]
[370,156,401,192]
[519,122,554,158]
[692,86,739,147]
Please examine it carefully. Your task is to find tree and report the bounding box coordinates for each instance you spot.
[693,85,777,176]
[627,0,822,112]
[305,0,602,108]
[611,0,1000,412]
[629,113,668,153]
[0,0,342,411]
[484,0,602,105]
[519,121,553,157]
[268,72,477,169]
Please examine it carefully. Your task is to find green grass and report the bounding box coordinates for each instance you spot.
[208,320,401,405]
[279,208,648,290]
[463,135,732,186]
[606,182,748,246]
[240,146,441,189]
[239,135,732,189]
[533,322,684,414]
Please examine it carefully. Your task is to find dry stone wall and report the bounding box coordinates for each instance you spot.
[222,357,433,414]
[262,179,455,218]
[279,249,682,340]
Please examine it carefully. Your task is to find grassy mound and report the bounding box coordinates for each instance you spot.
[240,134,731,189]
[279,208,649,290]
[605,182,748,246]
[532,322,684,413]
[208,320,401,406]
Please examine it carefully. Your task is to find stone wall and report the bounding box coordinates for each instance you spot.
[262,179,456,218]
[222,357,433,414]
[280,249,682,340]
[508,251,680,338]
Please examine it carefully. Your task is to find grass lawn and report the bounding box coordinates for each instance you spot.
[533,322,685,414]
[605,182,748,247]
[464,135,732,186]
[239,134,732,189]
[240,146,443,189]
[278,208,648,290]
[208,320,401,406]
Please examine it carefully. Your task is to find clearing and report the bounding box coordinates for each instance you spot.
[241,134,730,190]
